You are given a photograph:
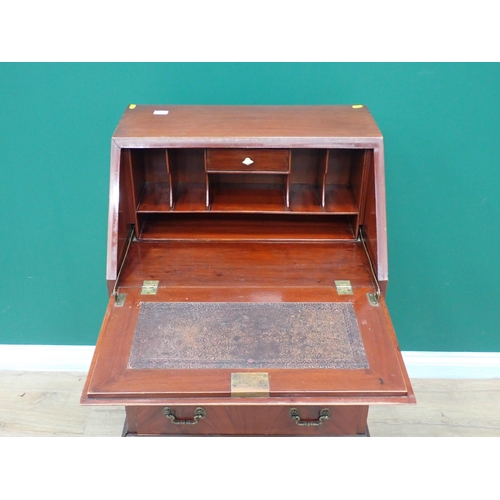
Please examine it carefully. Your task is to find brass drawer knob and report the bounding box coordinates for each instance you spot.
[289,408,331,426]
[242,157,254,166]
[162,407,206,425]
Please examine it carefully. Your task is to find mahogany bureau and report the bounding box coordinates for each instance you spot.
[81,105,415,436]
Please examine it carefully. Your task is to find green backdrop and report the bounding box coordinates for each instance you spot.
[1,63,499,351]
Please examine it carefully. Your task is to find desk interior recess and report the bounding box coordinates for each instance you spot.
[119,147,371,239]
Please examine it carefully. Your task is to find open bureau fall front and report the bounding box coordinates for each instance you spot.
[81,105,415,436]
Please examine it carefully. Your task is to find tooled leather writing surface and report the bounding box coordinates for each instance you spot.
[128,302,368,370]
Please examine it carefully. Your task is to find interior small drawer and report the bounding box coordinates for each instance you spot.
[206,149,290,173]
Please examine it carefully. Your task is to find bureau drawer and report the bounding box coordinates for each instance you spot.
[206,149,290,173]
[125,404,369,436]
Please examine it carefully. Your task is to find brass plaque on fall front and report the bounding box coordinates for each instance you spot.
[127,302,368,370]
[231,373,270,397]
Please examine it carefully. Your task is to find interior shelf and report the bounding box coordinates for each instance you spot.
[209,183,287,212]
[290,184,358,214]
[139,214,357,241]
[173,183,206,212]
[137,182,171,212]
[137,181,359,215]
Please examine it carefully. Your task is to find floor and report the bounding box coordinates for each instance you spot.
[1,371,499,437]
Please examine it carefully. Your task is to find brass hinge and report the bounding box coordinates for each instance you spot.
[335,280,353,295]
[141,280,159,295]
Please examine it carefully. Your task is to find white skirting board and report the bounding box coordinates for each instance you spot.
[0,345,499,378]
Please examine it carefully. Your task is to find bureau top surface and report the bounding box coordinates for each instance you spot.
[112,105,383,147]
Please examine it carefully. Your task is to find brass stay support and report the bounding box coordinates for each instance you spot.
[112,225,135,307]
[359,226,380,306]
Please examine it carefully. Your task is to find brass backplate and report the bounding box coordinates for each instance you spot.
[115,293,126,307]
[231,373,270,397]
